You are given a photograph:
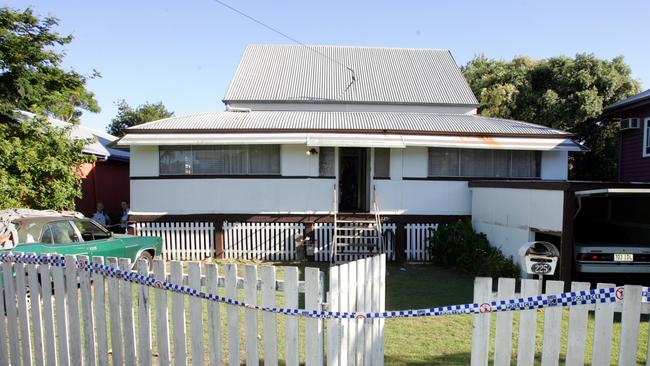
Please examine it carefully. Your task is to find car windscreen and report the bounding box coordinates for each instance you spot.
[14,219,45,244]
[74,219,111,241]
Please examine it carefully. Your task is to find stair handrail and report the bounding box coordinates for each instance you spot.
[372,184,385,254]
[330,183,338,263]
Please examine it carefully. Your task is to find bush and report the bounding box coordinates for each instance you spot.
[427,220,519,278]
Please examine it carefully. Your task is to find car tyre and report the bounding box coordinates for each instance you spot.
[137,251,154,269]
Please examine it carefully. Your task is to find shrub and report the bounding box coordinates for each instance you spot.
[427,220,519,278]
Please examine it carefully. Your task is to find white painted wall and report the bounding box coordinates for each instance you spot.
[541,151,568,180]
[280,145,319,176]
[470,187,564,259]
[375,180,471,215]
[227,102,477,115]
[130,146,158,177]
[131,178,335,215]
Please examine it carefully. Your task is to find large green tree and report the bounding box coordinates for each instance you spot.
[0,7,99,210]
[462,54,640,180]
[107,100,173,137]
[0,7,100,122]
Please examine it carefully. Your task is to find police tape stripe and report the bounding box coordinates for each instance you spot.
[1,253,648,319]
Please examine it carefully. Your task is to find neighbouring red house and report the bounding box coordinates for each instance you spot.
[603,89,650,182]
[16,111,131,218]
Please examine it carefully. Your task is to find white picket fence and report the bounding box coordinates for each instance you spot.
[313,223,396,262]
[405,223,437,262]
[327,254,386,366]
[134,221,215,261]
[471,277,650,366]
[0,254,330,366]
[223,222,304,261]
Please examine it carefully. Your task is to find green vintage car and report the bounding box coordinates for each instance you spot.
[1,215,162,266]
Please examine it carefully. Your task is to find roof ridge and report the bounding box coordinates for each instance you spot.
[245,44,453,52]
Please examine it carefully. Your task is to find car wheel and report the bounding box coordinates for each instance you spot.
[137,251,154,269]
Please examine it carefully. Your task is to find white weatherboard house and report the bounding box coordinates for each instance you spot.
[118,45,583,264]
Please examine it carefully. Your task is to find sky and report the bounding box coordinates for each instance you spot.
[6,0,650,132]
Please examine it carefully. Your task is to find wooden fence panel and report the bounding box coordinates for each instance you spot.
[305,267,323,366]
[619,285,642,366]
[153,260,171,366]
[405,223,438,261]
[566,282,590,366]
[119,258,137,366]
[541,280,564,366]
[516,279,539,366]
[284,266,300,366]
[591,282,616,366]
[470,277,491,366]
[137,259,153,366]
[188,262,204,366]
[52,262,70,366]
[225,263,240,366]
[223,222,304,261]
[15,262,33,366]
[27,260,45,366]
[244,264,260,365]
[40,260,57,366]
[493,277,515,366]
[262,266,279,366]
[78,255,96,366]
[135,221,215,261]
[204,263,222,366]
[92,257,109,366]
[170,261,187,366]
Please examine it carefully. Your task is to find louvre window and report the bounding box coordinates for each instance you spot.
[427,148,540,178]
[374,148,391,178]
[159,145,281,175]
[319,147,335,177]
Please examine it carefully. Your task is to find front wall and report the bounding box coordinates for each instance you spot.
[131,178,335,214]
[617,104,650,182]
[470,187,564,259]
[375,179,471,215]
[130,146,159,177]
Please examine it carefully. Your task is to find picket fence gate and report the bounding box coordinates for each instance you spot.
[313,223,396,262]
[471,277,650,366]
[0,253,333,366]
[404,223,437,262]
[222,222,304,261]
[134,221,215,261]
[327,254,386,366]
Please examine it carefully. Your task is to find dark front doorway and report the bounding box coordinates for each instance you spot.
[338,147,369,212]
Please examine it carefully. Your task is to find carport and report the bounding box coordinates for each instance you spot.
[469,181,650,285]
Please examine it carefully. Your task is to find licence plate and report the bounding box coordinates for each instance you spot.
[614,253,633,262]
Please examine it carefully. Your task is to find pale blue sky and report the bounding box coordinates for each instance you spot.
[6,0,650,132]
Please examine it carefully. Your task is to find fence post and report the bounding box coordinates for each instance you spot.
[493,278,515,366]
[516,279,539,366]
[470,277,492,366]
[170,261,187,366]
[540,280,564,366]
[188,262,205,366]
[565,282,590,366]
[119,258,137,366]
[244,264,259,365]
[78,255,96,366]
[262,266,279,366]
[27,258,45,366]
[92,257,109,366]
[153,260,171,366]
[106,258,123,366]
[225,263,240,366]
[137,259,153,366]
[204,263,222,366]
[285,266,300,366]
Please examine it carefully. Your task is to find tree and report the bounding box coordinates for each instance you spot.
[462,54,640,180]
[0,7,100,122]
[0,116,94,210]
[107,100,173,137]
[0,7,99,210]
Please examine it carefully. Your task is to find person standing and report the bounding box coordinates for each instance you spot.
[120,200,130,233]
[91,202,110,226]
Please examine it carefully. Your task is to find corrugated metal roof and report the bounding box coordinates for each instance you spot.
[604,88,650,111]
[128,111,571,137]
[223,44,479,106]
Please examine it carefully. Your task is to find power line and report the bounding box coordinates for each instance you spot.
[212,0,356,87]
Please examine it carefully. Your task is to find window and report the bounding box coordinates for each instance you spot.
[427,148,540,178]
[319,147,335,177]
[159,145,281,176]
[41,221,78,244]
[643,117,650,158]
[374,148,390,178]
[74,220,111,241]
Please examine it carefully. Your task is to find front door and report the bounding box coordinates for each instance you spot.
[338,147,369,212]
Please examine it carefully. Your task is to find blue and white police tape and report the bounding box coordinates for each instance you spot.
[0,253,648,320]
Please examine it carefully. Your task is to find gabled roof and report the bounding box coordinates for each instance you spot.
[15,111,129,161]
[126,111,570,137]
[604,88,650,112]
[223,44,479,107]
